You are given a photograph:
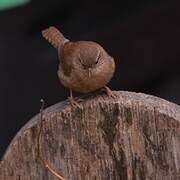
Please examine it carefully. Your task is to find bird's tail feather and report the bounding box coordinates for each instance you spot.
[42,26,68,49]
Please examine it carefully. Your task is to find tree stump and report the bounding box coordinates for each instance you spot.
[0,91,180,180]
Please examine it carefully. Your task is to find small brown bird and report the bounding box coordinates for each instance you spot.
[42,27,115,106]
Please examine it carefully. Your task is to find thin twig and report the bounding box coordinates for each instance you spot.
[37,99,65,180]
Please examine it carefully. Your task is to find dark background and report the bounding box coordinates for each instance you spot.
[0,0,180,158]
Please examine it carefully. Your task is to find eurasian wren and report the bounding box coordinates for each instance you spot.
[42,27,115,105]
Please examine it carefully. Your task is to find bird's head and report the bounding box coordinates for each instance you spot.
[75,41,114,77]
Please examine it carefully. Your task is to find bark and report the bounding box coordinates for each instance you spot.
[0,91,180,180]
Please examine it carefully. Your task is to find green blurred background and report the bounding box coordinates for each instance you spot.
[0,0,30,10]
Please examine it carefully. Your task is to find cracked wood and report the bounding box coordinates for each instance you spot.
[0,91,180,180]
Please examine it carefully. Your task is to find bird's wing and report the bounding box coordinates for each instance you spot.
[59,42,75,77]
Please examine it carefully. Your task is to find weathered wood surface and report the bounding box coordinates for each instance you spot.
[0,91,180,180]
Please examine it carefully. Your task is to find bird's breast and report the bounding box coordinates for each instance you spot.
[58,58,115,93]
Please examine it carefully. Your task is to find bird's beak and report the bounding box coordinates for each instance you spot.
[88,68,91,77]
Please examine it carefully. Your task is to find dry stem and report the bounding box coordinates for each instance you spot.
[37,99,65,180]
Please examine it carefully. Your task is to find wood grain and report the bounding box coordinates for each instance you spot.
[0,91,180,180]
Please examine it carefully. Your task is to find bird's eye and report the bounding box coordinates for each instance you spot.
[95,52,101,64]
[95,59,99,64]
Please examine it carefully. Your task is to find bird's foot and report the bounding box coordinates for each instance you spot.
[68,96,82,108]
[103,86,116,98]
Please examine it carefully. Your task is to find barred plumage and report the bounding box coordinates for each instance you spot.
[42,26,67,49]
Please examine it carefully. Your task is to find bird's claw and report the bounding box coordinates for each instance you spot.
[68,97,82,108]
[104,86,116,98]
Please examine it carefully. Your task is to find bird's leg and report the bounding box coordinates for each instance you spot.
[103,86,116,98]
[68,89,81,108]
